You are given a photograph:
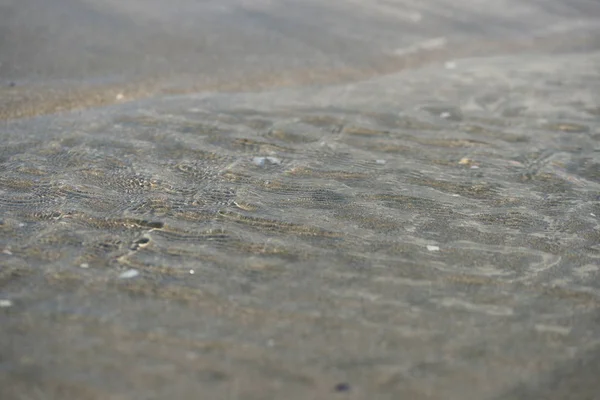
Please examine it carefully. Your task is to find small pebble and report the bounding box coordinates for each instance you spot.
[80,263,89,269]
[0,299,13,308]
[470,165,480,169]
[375,159,387,165]
[253,156,281,166]
[334,382,351,392]
[116,93,124,100]
[458,157,471,165]
[189,269,195,275]
[427,245,440,251]
[440,112,451,119]
[119,269,139,279]
[2,248,12,255]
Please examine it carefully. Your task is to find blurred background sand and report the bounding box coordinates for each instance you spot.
[2,0,599,119]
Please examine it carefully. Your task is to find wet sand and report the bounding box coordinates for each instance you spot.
[1,1,600,399]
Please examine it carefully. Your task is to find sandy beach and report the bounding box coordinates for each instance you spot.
[1,1,600,399]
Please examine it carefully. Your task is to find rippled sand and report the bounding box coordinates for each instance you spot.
[1,1,600,399]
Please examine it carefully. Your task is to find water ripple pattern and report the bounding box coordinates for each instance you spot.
[1,52,600,399]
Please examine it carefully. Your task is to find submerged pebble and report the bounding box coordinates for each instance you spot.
[334,382,351,392]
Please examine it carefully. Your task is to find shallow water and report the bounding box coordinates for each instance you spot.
[2,1,600,399]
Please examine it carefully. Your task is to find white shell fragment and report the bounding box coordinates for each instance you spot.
[119,269,140,279]
[0,299,13,308]
[444,61,457,69]
[427,245,440,251]
[252,156,281,166]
